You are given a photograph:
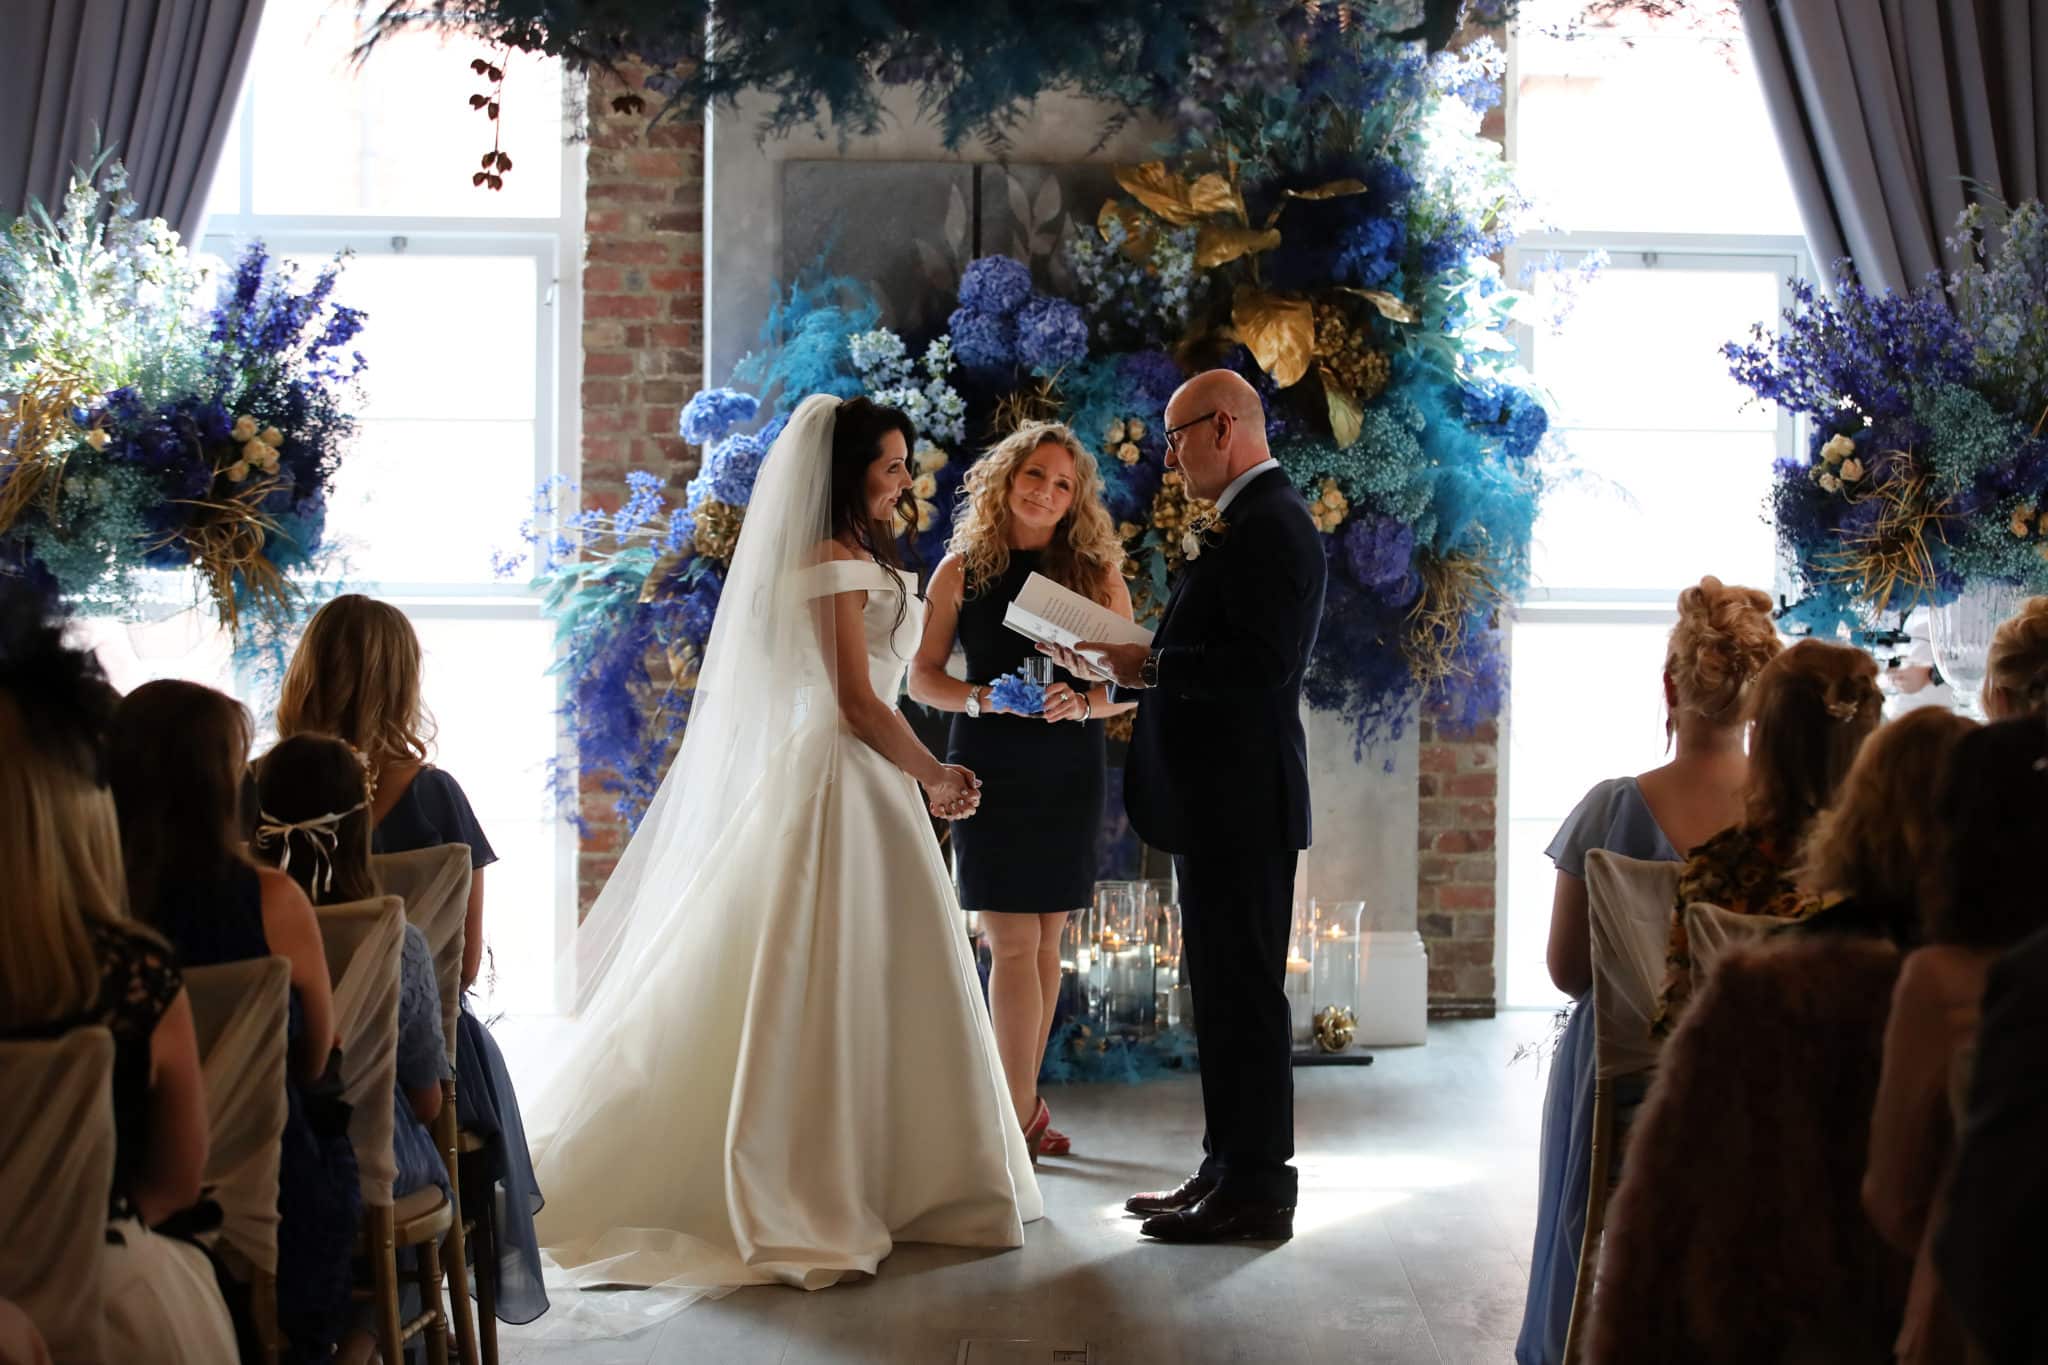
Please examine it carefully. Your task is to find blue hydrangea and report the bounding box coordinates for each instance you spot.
[1341,514,1418,599]
[699,431,767,506]
[1015,295,1089,374]
[948,305,1016,373]
[957,255,1033,317]
[679,387,760,446]
[988,672,1046,715]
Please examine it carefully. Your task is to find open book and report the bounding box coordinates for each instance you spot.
[1002,572,1154,654]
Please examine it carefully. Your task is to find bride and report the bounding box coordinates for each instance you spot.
[525,394,1043,1320]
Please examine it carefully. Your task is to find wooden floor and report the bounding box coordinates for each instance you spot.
[493,1012,1554,1365]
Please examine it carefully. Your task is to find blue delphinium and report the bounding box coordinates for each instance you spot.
[1015,295,1088,374]
[956,255,1033,316]
[679,387,760,445]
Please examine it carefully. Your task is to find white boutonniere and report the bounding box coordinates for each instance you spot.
[1181,508,1227,561]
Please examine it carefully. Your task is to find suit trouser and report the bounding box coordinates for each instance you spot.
[1175,844,1299,1205]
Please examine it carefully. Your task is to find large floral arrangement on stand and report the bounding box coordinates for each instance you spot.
[0,158,365,648]
[513,10,1563,832]
[1726,199,2048,639]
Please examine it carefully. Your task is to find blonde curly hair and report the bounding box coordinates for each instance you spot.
[1665,575,1781,737]
[949,422,1125,605]
[1984,595,2048,716]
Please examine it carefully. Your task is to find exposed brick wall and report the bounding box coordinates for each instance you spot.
[1419,716,1500,1014]
[577,65,705,913]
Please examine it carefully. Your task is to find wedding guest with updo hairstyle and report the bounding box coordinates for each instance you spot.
[1655,637,1883,1030]
[1515,575,1780,1365]
[1791,707,1978,946]
[909,420,1137,1161]
[108,679,360,1360]
[1864,717,2048,1365]
[0,588,238,1364]
[275,593,549,1329]
[1981,595,2048,718]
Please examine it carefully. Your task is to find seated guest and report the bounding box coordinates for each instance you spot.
[1979,595,2048,720]
[1865,718,2048,1365]
[1791,707,1977,946]
[108,680,360,1361]
[1586,935,1909,1362]
[276,594,548,1327]
[254,733,452,1204]
[0,590,236,1362]
[1516,575,1778,1365]
[1656,638,1882,1030]
[1937,922,2048,1365]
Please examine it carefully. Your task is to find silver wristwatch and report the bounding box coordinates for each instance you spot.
[965,684,983,718]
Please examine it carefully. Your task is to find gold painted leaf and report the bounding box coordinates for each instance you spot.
[1322,367,1364,449]
[1232,287,1315,389]
[1187,172,1245,223]
[1346,288,1420,324]
[1195,224,1282,269]
[1115,162,1205,226]
[1286,179,1368,202]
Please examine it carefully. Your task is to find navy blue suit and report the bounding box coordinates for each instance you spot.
[1123,466,1325,1204]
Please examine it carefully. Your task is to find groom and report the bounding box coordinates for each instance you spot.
[1055,368,1325,1243]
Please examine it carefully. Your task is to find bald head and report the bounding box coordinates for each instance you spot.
[1163,369,1270,501]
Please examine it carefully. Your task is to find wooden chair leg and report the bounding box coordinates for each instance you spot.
[439,1088,480,1365]
[1562,1078,1614,1365]
[252,1268,281,1365]
[417,1235,452,1365]
[464,1153,500,1365]
[369,1205,404,1365]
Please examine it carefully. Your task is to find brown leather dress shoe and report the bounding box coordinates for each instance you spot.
[1138,1191,1294,1243]
[1123,1172,1217,1217]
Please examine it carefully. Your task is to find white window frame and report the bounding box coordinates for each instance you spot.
[198,69,588,1012]
[1497,34,1815,1008]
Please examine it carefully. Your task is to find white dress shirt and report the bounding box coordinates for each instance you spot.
[1215,457,1281,514]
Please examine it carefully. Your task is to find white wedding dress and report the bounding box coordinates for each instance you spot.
[524,397,1040,1329]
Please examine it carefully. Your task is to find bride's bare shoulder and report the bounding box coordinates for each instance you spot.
[809,538,863,567]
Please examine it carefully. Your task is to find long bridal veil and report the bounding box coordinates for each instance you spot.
[564,392,844,1012]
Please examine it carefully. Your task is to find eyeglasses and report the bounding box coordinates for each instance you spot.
[1162,409,1225,454]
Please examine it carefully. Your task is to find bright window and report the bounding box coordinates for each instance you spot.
[1501,7,1809,1008]
[141,0,584,1014]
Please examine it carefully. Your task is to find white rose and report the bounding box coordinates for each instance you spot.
[243,438,272,466]
[1104,420,1127,445]
[225,460,250,483]
[1181,530,1202,560]
[912,473,938,499]
[259,426,284,448]
[1117,442,1141,464]
[231,415,259,443]
[1820,434,1855,465]
[1819,472,1842,493]
[1840,458,1864,484]
[1126,419,1146,439]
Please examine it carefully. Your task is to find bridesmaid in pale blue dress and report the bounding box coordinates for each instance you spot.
[1515,577,1778,1365]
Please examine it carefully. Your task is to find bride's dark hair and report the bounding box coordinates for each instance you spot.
[828,396,919,636]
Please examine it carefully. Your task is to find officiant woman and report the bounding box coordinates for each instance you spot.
[911,421,1137,1159]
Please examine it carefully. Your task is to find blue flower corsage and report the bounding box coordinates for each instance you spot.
[988,671,1046,716]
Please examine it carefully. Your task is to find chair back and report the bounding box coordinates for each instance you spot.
[1684,903,1794,989]
[315,896,404,1207]
[184,957,291,1278]
[371,845,471,1063]
[0,1029,114,1363]
[1584,849,1681,1080]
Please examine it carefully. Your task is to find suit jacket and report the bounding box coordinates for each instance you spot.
[1936,923,2048,1365]
[1122,467,1325,854]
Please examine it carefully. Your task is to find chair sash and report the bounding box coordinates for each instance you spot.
[371,845,472,1064]
[1585,849,1681,1080]
[185,957,291,1277]
[315,897,404,1207]
[0,1030,114,1364]
[1684,902,1794,990]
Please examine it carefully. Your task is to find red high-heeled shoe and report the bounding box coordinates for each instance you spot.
[1023,1096,1051,1164]
[1039,1119,1071,1157]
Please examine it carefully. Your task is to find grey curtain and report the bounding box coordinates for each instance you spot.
[0,0,264,244]
[1743,0,2047,292]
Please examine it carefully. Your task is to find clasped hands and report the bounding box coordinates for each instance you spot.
[924,763,982,820]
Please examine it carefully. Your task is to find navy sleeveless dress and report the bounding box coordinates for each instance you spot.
[944,550,1107,914]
